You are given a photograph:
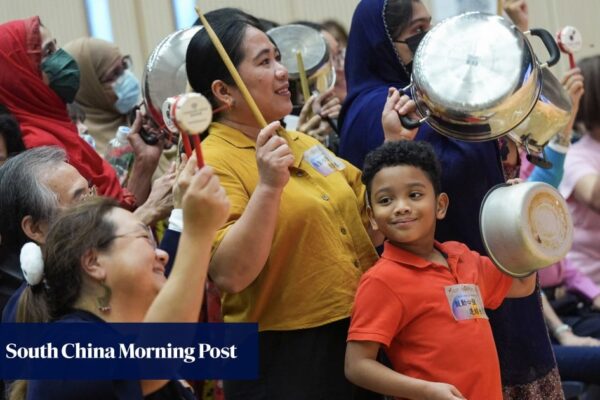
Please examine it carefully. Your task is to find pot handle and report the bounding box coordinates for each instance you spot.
[398,83,428,129]
[529,28,561,68]
[399,114,425,129]
[524,145,553,169]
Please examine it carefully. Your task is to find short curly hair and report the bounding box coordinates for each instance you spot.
[362,140,442,199]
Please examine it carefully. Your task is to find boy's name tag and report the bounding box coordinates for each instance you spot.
[304,145,345,176]
[444,284,488,321]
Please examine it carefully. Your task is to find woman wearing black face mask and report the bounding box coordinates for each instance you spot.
[0,17,159,211]
[339,0,564,399]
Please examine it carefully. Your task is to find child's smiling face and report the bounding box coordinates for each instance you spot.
[368,165,448,249]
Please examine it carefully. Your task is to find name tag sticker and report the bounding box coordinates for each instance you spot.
[304,145,345,176]
[444,284,488,321]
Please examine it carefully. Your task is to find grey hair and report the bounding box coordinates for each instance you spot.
[0,146,66,250]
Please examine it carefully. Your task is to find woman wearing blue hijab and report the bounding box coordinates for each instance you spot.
[340,0,563,398]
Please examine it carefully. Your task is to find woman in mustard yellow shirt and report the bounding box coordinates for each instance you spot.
[185,8,403,400]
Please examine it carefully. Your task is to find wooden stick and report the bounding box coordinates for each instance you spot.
[497,0,503,15]
[296,51,311,103]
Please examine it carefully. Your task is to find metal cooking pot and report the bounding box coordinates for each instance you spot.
[267,24,335,108]
[480,182,573,277]
[400,12,560,141]
[143,26,201,131]
[508,67,572,168]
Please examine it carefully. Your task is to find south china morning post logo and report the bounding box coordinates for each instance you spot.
[5,341,238,364]
[0,323,258,380]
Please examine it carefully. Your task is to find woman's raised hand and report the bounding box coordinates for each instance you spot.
[382,87,419,142]
[562,67,585,115]
[181,161,230,235]
[256,121,295,190]
[504,0,529,32]
[558,67,584,140]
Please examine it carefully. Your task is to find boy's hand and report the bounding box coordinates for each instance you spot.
[382,87,419,142]
[422,382,466,400]
[506,178,523,185]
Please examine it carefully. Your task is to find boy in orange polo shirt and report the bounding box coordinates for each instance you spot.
[345,141,537,400]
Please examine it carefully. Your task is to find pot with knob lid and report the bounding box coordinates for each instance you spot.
[399,12,560,143]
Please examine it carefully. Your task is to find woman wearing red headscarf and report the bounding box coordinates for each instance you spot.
[0,16,158,209]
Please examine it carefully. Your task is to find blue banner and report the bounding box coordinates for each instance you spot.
[0,323,258,380]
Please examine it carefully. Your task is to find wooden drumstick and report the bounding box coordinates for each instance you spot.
[296,51,311,103]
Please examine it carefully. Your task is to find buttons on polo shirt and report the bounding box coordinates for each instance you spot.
[340,227,347,235]
[321,194,330,201]
[296,171,304,177]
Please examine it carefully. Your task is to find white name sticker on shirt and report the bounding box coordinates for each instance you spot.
[444,284,488,321]
[304,145,346,176]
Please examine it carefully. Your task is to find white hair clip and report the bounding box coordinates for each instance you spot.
[20,242,44,286]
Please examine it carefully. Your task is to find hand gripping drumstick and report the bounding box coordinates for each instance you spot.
[195,6,286,137]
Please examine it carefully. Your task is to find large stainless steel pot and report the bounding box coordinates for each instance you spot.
[267,24,335,108]
[480,182,573,277]
[400,12,560,141]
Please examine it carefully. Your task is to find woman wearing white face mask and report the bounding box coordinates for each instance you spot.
[63,38,141,155]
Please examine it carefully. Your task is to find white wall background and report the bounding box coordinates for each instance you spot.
[1,0,597,79]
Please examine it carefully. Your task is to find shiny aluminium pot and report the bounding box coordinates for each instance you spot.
[508,67,572,169]
[480,182,573,277]
[400,12,560,141]
[143,26,201,131]
[267,24,335,108]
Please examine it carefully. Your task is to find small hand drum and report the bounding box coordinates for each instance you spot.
[165,93,212,167]
[556,26,582,68]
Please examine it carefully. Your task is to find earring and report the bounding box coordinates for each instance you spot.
[96,280,112,313]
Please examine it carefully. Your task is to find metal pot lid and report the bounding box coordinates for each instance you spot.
[267,25,329,77]
[414,12,526,112]
[143,26,201,128]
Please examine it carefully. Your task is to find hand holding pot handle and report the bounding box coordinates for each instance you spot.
[382,87,420,141]
[390,85,428,131]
